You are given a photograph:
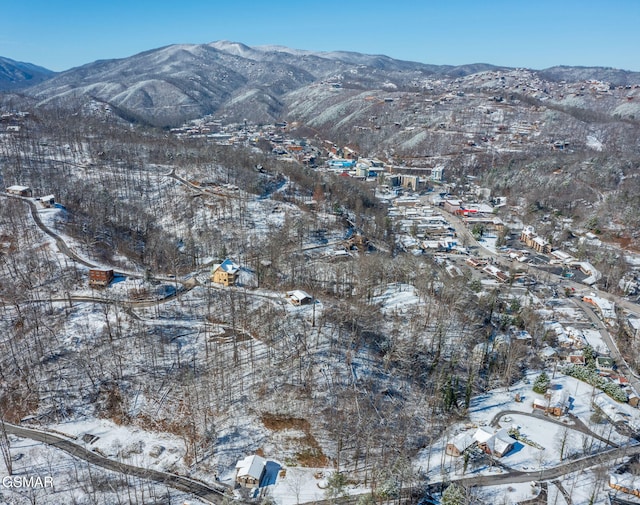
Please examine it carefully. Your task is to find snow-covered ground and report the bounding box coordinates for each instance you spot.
[372,283,421,314]
[416,371,640,485]
[473,482,541,505]
[0,433,207,505]
[50,419,188,472]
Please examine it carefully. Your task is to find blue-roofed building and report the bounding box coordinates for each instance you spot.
[211,259,240,286]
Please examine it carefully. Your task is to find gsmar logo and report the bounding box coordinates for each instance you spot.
[2,476,54,488]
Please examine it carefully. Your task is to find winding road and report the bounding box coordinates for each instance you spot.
[7,187,640,503]
[2,421,233,504]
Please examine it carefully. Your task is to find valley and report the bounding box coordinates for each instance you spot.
[1,42,640,505]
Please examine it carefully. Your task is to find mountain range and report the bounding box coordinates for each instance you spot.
[2,41,640,127]
[0,56,55,91]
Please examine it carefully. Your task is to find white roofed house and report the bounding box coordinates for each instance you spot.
[582,294,616,322]
[532,389,568,417]
[473,427,515,458]
[286,290,313,306]
[235,454,266,488]
[488,429,516,458]
[6,185,32,197]
[446,431,475,457]
[38,194,55,208]
[628,317,640,339]
[575,262,601,285]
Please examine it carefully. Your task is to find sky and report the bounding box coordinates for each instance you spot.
[2,0,639,72]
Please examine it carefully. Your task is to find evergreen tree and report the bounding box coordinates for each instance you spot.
[441,482,466,505]
[533,372,550,394]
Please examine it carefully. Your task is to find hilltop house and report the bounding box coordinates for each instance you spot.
[211,259,240,286]
[235,454,266,488]
[532,390,568,417]
[38,194,55,208]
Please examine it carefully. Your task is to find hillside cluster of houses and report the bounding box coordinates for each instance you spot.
[537,313,639,408]
[1,110,29,133]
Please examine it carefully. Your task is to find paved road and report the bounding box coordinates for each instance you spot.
[2,192,297,311]
[574,298,640,395]
[167,169,241,200]
[444,442,640,488]
[441,210,640,376]
[3,422,232,504]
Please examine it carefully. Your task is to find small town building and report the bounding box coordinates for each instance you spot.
[482,264,510,283]
[520,226,551,254]
[466,257,486,268]
[443,199,461,214]
[235,454,266,488]
[582,294,616,321]
[574,262,601,285]
[89,269,114,288]
[550,250,576,264]
[430,166,444,182]
[628,318,640,339]
[566,353,586,366]
[211,259,240,286]
[596,356,615,374]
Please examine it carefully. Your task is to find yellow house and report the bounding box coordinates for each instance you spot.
[211,259,240,286]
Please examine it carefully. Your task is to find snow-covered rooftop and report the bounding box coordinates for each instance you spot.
[235,454,266,480]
